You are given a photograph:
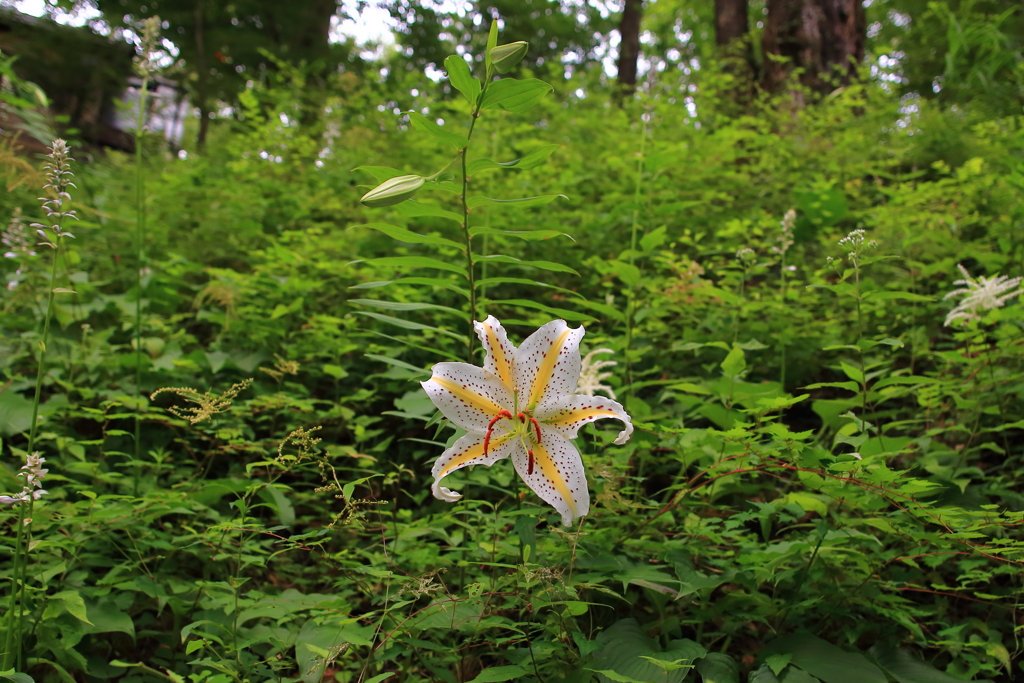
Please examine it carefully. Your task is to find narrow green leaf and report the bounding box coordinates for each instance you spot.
[476,276,584,298]
[354,312,464,340]
[444,55,480,106]
[350,277,469,297]
[587,671,647,683]
[393,200,464,224]
[363,256,467,276]
[485,21,499,68]
[467,194,566,209]
[364,675,397,683]
[353,223,463,249]
[364,354,430,375]
[352,165,405,182]
[473,254,579,275]
[407,111,467,149]
[349,299,461,314]
[467,144,559,174]
[489,299,595,322]
[480,78,553,113]
[469,226,573,241]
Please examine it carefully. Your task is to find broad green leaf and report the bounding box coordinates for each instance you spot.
[444,54,480,106]
[489,299,595,322]
[0,674,35,683]
[868,644,967,683]
[354,222,463,249]
[468,666,530,683]
[393,200,464,224]
[354,312,464,340]
[49,591,93,625]
[86,601,136,638]
[589,619,704,683]
[363,256,467,276]
[697,653,740,683]
[365,675,396,683]
[473,254,579,275]
[803,381,860,393]
[406,111,467,149]
[608,260,641,288]
[769,633,886,683]
[469,226,572,241]
[350,277,470,297]
[349,299,461,314]
[721,347,746,379]
[588,671,647,683]
[467,193,566,209]
[839,362,864,383]
[467,144,559,174]
[480,78,553,113]
[767,654,794,676]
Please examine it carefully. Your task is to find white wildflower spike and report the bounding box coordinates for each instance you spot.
[943,263,1023,327]
[421,316,633,526]
[577,348,618,399]
[1,452,49,506]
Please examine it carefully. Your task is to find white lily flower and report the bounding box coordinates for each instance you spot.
[421,317,633,526]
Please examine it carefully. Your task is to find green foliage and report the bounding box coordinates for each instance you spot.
[1,8,1023,683]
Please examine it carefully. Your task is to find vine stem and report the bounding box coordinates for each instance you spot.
[134,73,150,484]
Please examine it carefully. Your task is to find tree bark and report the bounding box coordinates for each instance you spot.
[762,0,865,94]
[194,0,209,150]
[615,0,643,102]
[714,0,749,48]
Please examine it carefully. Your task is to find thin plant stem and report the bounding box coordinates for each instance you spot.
[624,112,648,394]
[2,505,26,669]
[458,66,493,359]
[134,73,150,489]
[779,255,788,389]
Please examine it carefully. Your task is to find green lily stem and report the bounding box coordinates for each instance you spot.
[459,66,493,359]
[624,112,648,395]
[2,504,26,669]
[134,73,150,486]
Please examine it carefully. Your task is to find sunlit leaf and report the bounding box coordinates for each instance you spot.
[407,111,467,149]
[467,194,566,209]
[362,256,467,276]
[480,78,553,113]
[444,54,480,106]
[354,312,464,340]
[473,254,579,275]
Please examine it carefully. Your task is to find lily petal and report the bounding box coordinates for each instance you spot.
[513,319,585,414]
[474,315,517,390]
[536,394,634,445]
[421,362,514,432]
[512,426,589,526]
[431,431,517,502]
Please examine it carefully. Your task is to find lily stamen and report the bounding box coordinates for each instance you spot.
[528,416,542,443]
[484,409,513,455]
[527,449,535,476]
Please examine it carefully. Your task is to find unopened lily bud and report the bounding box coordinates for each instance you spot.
[359,175,424,207]
[489,42,528,74]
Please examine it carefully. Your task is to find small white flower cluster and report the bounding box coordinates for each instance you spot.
[2,209,35,291]
[0,452,49,506]
[837,229,879,261]
[577,348,619,399]
[135,16,164,77]
[735,247,757,266]
[31,139,77,249]
[771,209,796,257]
[943,263,1023,327]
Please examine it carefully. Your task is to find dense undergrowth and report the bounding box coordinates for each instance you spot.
[1,22,1023,683]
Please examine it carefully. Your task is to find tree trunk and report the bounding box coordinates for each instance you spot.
[615,0,643,102]
[714,0,749,48]
[194,0,209,150]
[762,0,865,94]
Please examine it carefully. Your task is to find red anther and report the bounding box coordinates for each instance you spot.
[528,416,542,443]
[527,450,535,476]
[484,410,513,455]
[517,412,526,423]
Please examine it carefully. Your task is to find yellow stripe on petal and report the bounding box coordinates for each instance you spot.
[432,376,503,415]
[544,407,621,428]
[527,328,571,410]
[532,441,576,518]
[436,433,512,480]
[485,324,513,387]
